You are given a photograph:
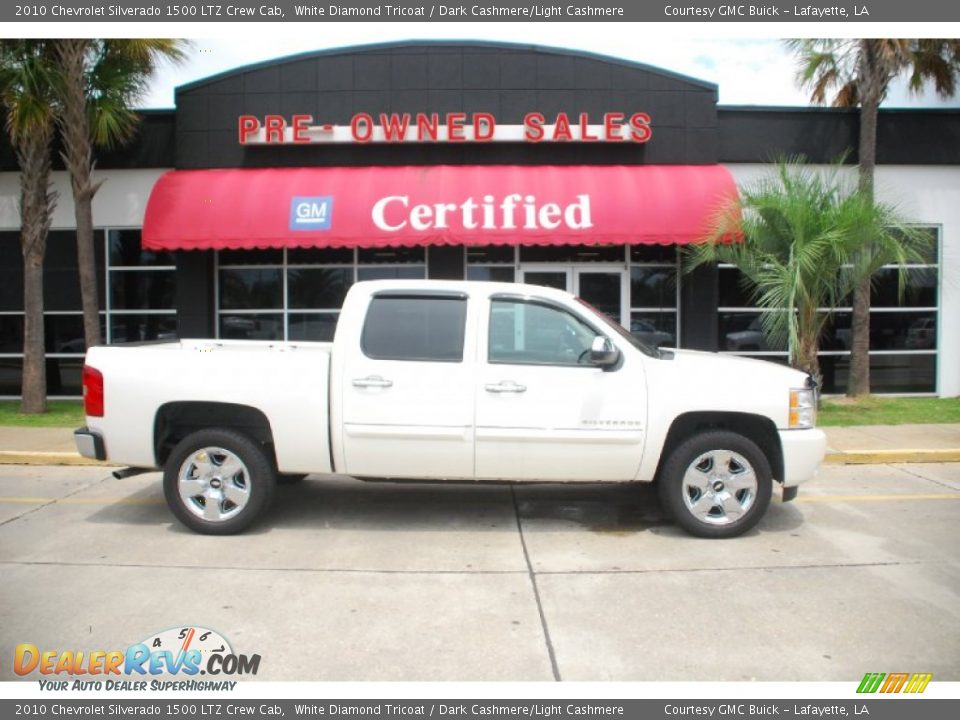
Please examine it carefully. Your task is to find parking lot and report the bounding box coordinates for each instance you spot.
[1,461,958,682]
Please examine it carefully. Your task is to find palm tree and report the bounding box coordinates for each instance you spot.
[53,39,187,349]
[786,39,960,396]
[685,160,930,386]
[0,41,58,413]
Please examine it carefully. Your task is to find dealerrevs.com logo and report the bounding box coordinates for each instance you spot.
[14,626,260,690]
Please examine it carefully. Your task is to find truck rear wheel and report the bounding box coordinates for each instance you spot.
[163,428,276,535]
[658,430,772,539]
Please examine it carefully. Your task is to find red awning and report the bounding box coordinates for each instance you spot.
[142,165,737,251]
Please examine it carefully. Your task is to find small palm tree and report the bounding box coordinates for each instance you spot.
[0,40,59,413]
[685,160,930,387]
[53,39,187,349]
[786,39,960,396]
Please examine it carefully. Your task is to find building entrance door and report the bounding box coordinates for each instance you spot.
[520,265,628,327]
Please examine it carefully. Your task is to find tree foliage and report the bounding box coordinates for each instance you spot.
[53,39,187,349]
[785,38,960,395]
[685,160,931,385]
[0,40,59,413]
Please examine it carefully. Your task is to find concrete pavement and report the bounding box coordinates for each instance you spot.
[1,462,958,680]
[0,423,958,466]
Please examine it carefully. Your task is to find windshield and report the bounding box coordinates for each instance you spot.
[574,297,658,357]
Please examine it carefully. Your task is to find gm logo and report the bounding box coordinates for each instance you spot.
[290,196,333,230]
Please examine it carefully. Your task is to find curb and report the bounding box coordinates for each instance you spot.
[824,449,960,465]
[0,451,118,467]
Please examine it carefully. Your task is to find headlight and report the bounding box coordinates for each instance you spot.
[789,387,816,428]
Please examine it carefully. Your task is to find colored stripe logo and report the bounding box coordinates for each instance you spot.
[857,672,933,693]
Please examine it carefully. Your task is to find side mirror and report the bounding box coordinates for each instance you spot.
[589,336,620,368]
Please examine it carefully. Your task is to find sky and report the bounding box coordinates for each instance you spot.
[137,26,960,110]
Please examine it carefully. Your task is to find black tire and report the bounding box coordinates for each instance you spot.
[277,473,308,485]
[163,428,276,535]
[657,430,772,539]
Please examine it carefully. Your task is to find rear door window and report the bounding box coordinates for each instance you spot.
[361,295,467,362]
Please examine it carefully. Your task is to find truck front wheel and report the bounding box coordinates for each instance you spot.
[658,430,772,539]
[163,428,276,535]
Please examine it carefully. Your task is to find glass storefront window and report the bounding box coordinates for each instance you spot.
[2,227,177,396]
[466,266,516,283]
[110,271,176,311]
[109,229,173,267]
[630,312,677,349]
[218,313,283,341]
[520,245,625,263]
[110,314,178,344]
[467,245,514,264]
[357,266,426,281]
[630,245,677,263]
[219,268,283,310]
[45,230,106,311]
[288,268,353,309]
[214,247,425,343]
[871,267,937,307]
[716,227,940,393]
[358,247,425,264]
[0,315,23,354]
[630,267,677,309]
[45,314,106,354]
[0,232,23,312]
[819,353,937,394]
[718,312,788,352]
[288,313,340,342]
[629,245,678,347]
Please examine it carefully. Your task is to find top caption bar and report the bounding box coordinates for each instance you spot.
[5,0,960,23]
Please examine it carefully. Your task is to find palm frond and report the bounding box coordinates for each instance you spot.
[683,158,926,374]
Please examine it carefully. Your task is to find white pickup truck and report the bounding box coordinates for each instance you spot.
[75,279,826,539]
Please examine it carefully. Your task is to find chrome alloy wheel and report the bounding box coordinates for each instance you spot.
[681,449,758,526]
[177,447,251,523]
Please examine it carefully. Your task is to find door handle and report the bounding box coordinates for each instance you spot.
[485,381,527,394]
[352,375,393,388]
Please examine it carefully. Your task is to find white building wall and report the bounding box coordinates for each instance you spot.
[0,168,168,230]
[726,164,960,398]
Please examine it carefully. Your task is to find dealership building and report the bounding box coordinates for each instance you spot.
[1,41,958,397]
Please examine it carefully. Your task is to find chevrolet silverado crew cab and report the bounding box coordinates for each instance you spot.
[75,279,826,539]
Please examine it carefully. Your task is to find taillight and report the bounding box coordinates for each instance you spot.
[82,365,104,417]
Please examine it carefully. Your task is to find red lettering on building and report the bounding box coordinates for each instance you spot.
[379,113,411,142]
[629,112,652,143]
[236,111,653,144]
[446,112,467,142]
[417,113,439,141]
[474,112,495,142]
[603,112,626,142]
[352,113,374,142]
[552,113,573,142]
[291,115,313,143]
[523,112,545,142]
[263,115,286,143]
[238,115,261,144]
